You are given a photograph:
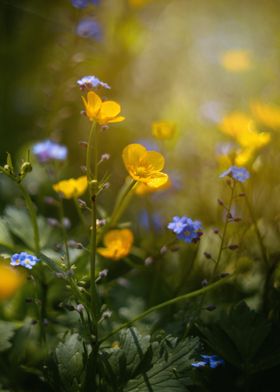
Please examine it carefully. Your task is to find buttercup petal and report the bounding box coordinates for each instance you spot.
[144,151,165,171]
[146,172,168,188]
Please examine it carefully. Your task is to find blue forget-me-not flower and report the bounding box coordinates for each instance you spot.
[192,355,225,369]
[220,166,250,183]
[168,216,202,243]
[32,140,67,163]
[77,75,110,90]
[11,252,40,270]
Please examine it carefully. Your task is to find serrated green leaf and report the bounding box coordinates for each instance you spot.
[55,333,85,392]
[124,336,199,392]
[0,321,16,352]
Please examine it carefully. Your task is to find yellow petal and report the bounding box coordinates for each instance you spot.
[143,151,165,171]
[146,172,168,188]
[108,116,125,123]
[99,101,121,118]
[75,176,88,197]
[82,91,102,120]
[152,121,176,140]
[122,144,147,170]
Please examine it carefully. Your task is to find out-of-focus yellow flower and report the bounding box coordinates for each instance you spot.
[251,101,280,129]
[135,178,172,196]
[220,112,270,149]
[152,121,176,140]
[53,176,88,199]
[220,112,255,138]
[220,50,252,72]
[219,112,271,165]
[0,264,24,300]
[97,229,133,261]
[129,0,151,7]
[122,144,168,188]
[82,91,125,125]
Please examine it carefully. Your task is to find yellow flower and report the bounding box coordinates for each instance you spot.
[82,91,125,125]
[251,101,280,129]
[53,176,88,199]
[0,264,24,301]
[152,121,176,140]
[219,112,270,149]
[220,112,255,139]
[122,144,168,188]
[97,229,134,261]
[129,0,151,7]
[135,178,172,196]
[220,50,252,72]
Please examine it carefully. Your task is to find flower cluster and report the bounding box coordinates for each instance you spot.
[168,216,202,243]
[10,252,40,270]
[77,75,110,90]
[97,229,134,261]
[220,166,250,183]
[192,355,225,369]
[32,140,67,163]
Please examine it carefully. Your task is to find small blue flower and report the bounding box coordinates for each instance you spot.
[168,216,202,243]
[71,0,101,7]
[11,252,40,270]
[192,355,224,369]
[71,0,88,8]
[77,75,110,90]
[32,140,68,163]
[220,166,250,183]
[76,18,102,40]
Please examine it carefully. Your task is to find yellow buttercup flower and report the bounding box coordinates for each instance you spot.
[251,101,280,129]
[53,176,88,199]
[135,178,172,196]
[97,229,134,261]
[152,121,176,140]
[122,144,168,188]
[82,91,125,125]
[220,50,252,72]
[0,264,24,300]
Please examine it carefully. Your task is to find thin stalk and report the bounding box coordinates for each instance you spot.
[86,121,100,323]
[212,181,236,278]
[241,183,268,267]
[100,274,233,343]
[18,183,46,341]
[58,198,71,270]
[74,197,87,228]
[109,178,137,228]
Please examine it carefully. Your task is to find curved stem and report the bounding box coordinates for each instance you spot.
[100,274,233,343]
[58,198,71,270]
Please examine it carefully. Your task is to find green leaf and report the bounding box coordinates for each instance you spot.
[124,336,199,392]
[4,206,51,249]
[55,333,85,392]
[198,301,271,370]
[0,321,16,352]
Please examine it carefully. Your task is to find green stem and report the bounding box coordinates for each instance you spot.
[58,198,71,270]
[100,274,233,343]
[86,121,100,324]
[241,183,268,267]
[74,197,87,228]
[109,178,137,228]
[212,181,236,278]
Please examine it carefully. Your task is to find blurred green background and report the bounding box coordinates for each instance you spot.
[1,0,280,226]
